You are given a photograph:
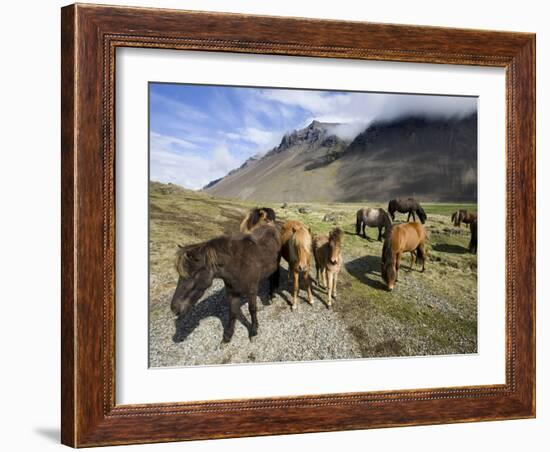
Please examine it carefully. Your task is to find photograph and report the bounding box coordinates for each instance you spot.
[148,83,479,367]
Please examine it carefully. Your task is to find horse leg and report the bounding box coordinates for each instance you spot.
[418,243,427,272]
[291,269,299,310]
[268,256,281,301]
[304,270,314,306]
[362,223,367,238]
[326,271,334,307]
[409,251,416,270]
[223,294,241,343]
[412,211,416,222]
[396,252,402,281]
[315,255,321,286]
[333,271,339,300]
[377,226,382,241]
[248,290,259,338]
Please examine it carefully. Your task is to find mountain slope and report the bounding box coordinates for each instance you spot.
[204,114,477,202]
[205,120,349,201]
[336,114,477,202]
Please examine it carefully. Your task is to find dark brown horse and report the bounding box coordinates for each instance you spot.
[381,222,427,291]
[280,220,314,310]
[451,209,477,227]
[356,207,392,241]
[388,198,427,224]
[469,219,478,254]
[240,207,276,233]
[170,225,281,343]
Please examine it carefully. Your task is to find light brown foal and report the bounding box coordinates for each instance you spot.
[313,228,344,307]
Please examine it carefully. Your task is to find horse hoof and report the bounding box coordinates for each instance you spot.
[290,304,297,311]
[249,335,257,343]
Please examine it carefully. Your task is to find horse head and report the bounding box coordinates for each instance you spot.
[328,228,343,265]
[171,243,216,317]
[290,225,312,272]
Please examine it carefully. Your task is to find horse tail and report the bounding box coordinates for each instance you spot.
[355,209,363,235]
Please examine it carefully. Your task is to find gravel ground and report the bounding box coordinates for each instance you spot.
[149,262,363,367]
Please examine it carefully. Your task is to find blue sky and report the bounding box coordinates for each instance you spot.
[149,83,477,190]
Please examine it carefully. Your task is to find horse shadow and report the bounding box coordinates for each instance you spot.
[275,265,328,307]
[345,254,388,291]
[172,286,254,343]
[432,243,468,254]
[172,270,284,343]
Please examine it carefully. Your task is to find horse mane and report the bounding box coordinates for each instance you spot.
[329,227,343,245]
[240,207,276,232]
[416,206,427,223]
[381,225,394,275]
[289,224,312,261]
[175,239,221,277]
[382,209,392,226]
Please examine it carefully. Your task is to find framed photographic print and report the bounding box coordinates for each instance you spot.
[61,3,535,447]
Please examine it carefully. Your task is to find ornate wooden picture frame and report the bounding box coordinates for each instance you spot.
[61,3,535,447]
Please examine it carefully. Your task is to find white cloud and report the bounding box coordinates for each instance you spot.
[150,132,238,190]
[224,127,284,154]
[325,122,370,141]
[150,131,198,150]
[260,89,477,141]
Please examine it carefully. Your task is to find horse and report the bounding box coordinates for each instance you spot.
[240,207,276,233]
[280,220,314,310]
[387,198,427,224]
[313,228,344,308]
[356,207,392,241]
[170,224,281,343]
[381,222,427,291]
[469,219,478,254]
[451,209,477,227]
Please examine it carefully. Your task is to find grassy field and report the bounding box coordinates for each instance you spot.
[149,181,478,364]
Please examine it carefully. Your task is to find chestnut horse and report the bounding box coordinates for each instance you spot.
[170,224,281,343]
[381,222,427,291]
[280,220,314,310]
[313,228,344,307]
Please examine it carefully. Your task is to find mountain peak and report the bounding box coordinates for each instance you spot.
[308,119,340,130]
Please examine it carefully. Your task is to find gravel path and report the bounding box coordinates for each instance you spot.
[149,263,363,367]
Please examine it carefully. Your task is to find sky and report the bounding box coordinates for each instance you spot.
[149,83,477,190]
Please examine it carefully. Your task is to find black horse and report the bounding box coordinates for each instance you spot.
[171,225,281,343]
[387,198,427,224]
